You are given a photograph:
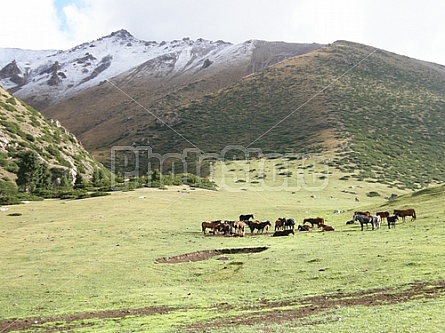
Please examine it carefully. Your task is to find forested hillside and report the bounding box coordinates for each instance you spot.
[0,86,110,203]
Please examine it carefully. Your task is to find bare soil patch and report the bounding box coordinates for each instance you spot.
[0,306,172,333]
[185,280,445,332]
[155,246,269,263]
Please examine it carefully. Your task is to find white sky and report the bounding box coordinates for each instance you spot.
[1,0,445,65]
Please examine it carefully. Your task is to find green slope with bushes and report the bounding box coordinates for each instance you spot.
[143,41,445,190]
[0,86,111,203]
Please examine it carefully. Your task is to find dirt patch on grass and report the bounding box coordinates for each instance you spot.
[155,246,269,263]
[185,280,445,332]
[1,280,444,332]
[0,306,172,333]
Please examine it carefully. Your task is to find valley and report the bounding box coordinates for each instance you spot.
[1,158,445,332]
[1,30,445,332]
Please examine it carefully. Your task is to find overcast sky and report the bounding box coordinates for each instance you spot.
[1,0,444,65]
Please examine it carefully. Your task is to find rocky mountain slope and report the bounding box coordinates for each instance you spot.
[0,29,323,109]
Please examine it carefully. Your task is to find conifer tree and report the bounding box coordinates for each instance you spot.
[16,151,41,192]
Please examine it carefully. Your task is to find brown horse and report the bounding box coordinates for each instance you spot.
[303,217,324,228]
[201,220,222,234]
[393,208,416,222]
[275,218,286,231]
[233,221,246,236]
[376,211,390,222]
[320,223,335,231]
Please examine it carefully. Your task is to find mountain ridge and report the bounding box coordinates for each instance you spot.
[0,29,323,110]
[2,32,445,190]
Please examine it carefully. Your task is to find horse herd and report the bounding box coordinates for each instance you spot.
[201,214,336,237]
[201,208,416,237]
[349,208,416,231]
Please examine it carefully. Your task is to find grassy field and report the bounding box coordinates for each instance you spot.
[1,158,445,332]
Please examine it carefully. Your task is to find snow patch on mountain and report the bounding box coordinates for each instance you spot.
[0,29,323,109]
[0,30,239,105]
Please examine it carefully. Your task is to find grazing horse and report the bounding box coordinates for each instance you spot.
[353,214,375,231]
[303,217,324,228]
[376,211,390,222]
[387,215,398,229]
[272,229,295,236]
[393,208,416,222]
[219,223,232,236]
[201,220,222,234]
[275,218,286,231]
[239,214,254,222]
[233,221,246,236]
[220,220,236,236]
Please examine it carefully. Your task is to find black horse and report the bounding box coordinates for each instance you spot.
[247,220,271,233]
[353,214,375,231]
[387,215,398,229]
[297,224,310,231]
[272,229,295,236]
[239,214,254,222]
[284,218,295,230]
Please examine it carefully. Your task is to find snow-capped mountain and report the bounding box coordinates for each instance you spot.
[0,30,227,104]
[1,29,325,166]
[0,29,322,109]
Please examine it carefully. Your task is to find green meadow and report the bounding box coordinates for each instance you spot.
[1,158,445,332]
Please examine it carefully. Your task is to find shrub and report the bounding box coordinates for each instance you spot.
[0,180,18,196]
[0,196,21,205]
[16,193,44,202]
[90,191,110,198]
[57,190,90,200]
[5,97,17,105]
[33,189,56,199]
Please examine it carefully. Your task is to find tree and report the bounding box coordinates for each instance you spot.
[16,151,41,192]
[50,167,73,191]
[37,163,53,190]
[92,168,108,187]
[59,173,71,190]
[74,173,84,188]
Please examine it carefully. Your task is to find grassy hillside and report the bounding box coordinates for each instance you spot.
[157,41,445,189]
[0,86,110,201]
[1,159,444,332]
[41,41,323,160]
[322,41,445,190]
[39,41,445,190]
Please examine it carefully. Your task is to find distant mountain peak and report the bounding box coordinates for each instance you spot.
[109,29,134,39]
